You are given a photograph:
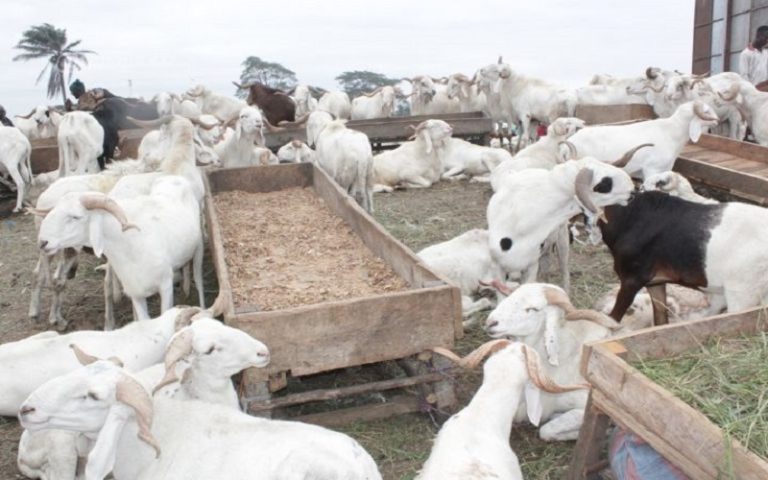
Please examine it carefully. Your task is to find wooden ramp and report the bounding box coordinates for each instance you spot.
[675,134,768,205]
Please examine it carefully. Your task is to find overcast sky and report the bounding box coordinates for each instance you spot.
[2,0,695,117]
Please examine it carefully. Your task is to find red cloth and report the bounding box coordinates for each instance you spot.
[536,124,547,137]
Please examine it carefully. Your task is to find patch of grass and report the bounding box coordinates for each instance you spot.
[635,331,768,475]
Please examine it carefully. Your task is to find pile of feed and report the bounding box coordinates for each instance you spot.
[635,332,768,460]
[214,187,409,310]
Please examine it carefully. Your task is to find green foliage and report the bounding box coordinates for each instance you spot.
[236,56,298,98]
[13,23,94,104]
[335,70,399,98]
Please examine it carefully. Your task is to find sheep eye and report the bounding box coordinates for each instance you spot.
[86,392,99,401]
[205,345,216,355]
[525,307,539,313]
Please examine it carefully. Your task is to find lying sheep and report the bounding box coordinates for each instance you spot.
[641,171,718,204]
[277,139,315,164]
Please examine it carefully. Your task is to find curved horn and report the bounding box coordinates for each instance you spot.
[717,83,740,102]
[432,339,512,369]
[361,86,383,97]
[152,329,194,395]
[206,292,227,317]
[453,73,472,83]
[276,112,311,127]
[612,143,654,168]
[521,345,591,392]
[126,115,174,129]
[542,286,620,329]
[115,373,161,458]
[262,118,285,133]
[693,102,717,122]
[189,116,217,130]
[574,168,599,215]
[478,279,518,296]
[645,67,660,79]
[232,81,253,90]
[25,207,52,217]
[558,141,578,160]
[17,108,38,119]
[80,194,139,232]
[70,344,99,365]
[174,306,202,330]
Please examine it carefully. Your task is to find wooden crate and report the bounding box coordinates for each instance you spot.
[568,307,768,480]
[575,104,656,126]
[29,128,150,174]
[676,134,768,206]
[264,111,493,149]
[204,163,462,425]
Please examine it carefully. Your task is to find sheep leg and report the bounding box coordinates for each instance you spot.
[159,275,175,314]
[539,408,585,442]
[646,283,669,326]
[403,176,433,189]
[461,296,494,328]
[48,251,79,330]
[555,225,571,294]
[441,166,466,180]
[104,265,116,331]
[28,253,51,323]
[373,184,394,193]
[7,164,26,212]
[182,263,192,299]
[609,277,647,322]
[522,262,539,284]
[132,297,150,321]
[193,243,205,309]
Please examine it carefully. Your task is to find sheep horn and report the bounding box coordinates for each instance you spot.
[262,118,285,133]
[454,73,471,83]
[25,207,52,217]
[152,329,194,395]
[69,344,100,365]
[189,116,217,130]
[80,194,139,232]
[543,286,621,329]
[521,345,591,393]
[174,306,202,330]
[232,81,251,90]
[16,108,38,119]
[277,112,311,127]
[127,115,174,129]
[613,143,654,168]
[693,102,717,122]
[432,339,512,369]
[574,168,600,215]
[645,67,660,79]
[478,279,517,296]
[558,141,578,160]
[717,83,741,102]
[116,373,161,458]
[361,86,383,97]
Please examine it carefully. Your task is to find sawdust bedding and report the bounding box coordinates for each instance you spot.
[214,187,409,311]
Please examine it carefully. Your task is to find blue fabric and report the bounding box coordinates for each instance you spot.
[609,427,690,480]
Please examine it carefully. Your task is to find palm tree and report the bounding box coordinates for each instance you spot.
[13,23,95,105]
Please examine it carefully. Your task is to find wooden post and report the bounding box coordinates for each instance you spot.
[567,392,611,480]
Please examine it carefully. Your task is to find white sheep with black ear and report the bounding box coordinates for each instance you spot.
[482,283,619,441]
[17,312,270,480]
[417,340,589,479]
[19,355,382,480]
[487,153,642,289]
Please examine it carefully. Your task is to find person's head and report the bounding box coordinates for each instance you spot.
[755,26,768,48]
[70,79,85,99]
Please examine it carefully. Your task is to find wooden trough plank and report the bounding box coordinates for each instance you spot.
[295,395,420,428]
[697,133,768,165]
[247,372,446,412]
[673,156,768,205]
[230,285,457,382]
[575,104,656,125]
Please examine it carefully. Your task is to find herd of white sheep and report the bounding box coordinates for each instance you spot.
[2,56,768,480]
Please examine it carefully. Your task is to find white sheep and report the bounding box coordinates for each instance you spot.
[56,112,105,177]
[14,106,62,140]
[350,86,397,120]
[440,135,513,182]
[730,80,768,145]
[277,139,315,164]
[483,283,619,440]
[445,73,486,113]
[567,101,719,179]
[19,358,383,480]
[306,110,374,212]
[641,171,718,204]
[182,84,247,121]
[417,229,515,324]
[490,117,585,192]
[291,84,318,117]
[317,91,352,119]
[625,67,684,118]
[372,119,452,192]
[418,339,589,479]
[153,92,203,118]
[213,106,268,168]
[0,126,32,212]
[405,76,461,116]
[17,313,269,480]
[37,175,204,322]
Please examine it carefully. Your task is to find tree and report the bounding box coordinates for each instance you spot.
[335,70,399,98]
[236,56,297,98]
[13,23,94,105]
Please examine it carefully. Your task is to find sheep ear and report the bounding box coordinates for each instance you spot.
[689,118,703,143]
[543,308,561,367]
[645,91,655,106]
[89,215,105,258]
[421,129,433,154]
[255,129,265,148]
[524,381,543,426]
[85,406,130,480]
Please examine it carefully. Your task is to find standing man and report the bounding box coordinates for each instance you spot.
[739,25,768,87]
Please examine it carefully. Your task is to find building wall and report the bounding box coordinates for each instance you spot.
[693,0,768,74]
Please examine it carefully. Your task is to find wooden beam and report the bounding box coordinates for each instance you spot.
[294,395,421,428]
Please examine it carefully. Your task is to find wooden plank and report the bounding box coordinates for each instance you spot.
[584,341,768,479]
[207,163,313,195]
[294,395,421,428]
[684,151,739,164]
[575,104,656,125]
[247,372,447,412]
[230,285,457,381]
[202,173,238,321]
[567,392,612,480]
[347,111,485,127]
[696,134,768,165]
[674,156,768,203]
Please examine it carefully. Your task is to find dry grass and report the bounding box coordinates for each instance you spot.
[635,330,768,476]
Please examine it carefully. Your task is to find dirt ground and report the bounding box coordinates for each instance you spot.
[0,179,617,480]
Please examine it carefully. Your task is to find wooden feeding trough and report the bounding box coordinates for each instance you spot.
[574,104,656,126]
[203,163,462,426]
[29,128,150,174]
[568,307,768,480]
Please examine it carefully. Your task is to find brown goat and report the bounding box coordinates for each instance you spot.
[233,81,296,125]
